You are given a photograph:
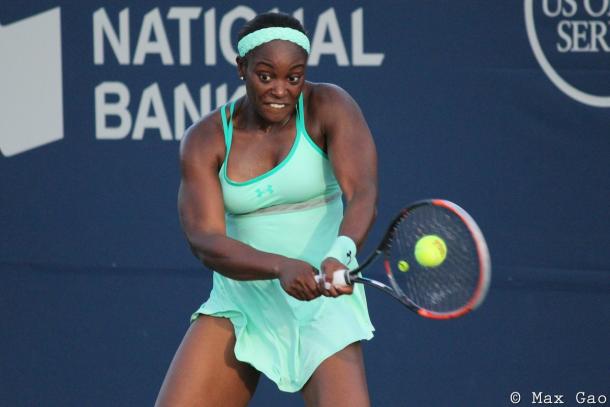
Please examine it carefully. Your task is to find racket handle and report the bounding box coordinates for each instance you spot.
[314,269,351,288]
[314,275,332,290]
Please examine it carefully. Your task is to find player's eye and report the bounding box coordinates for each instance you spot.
[258,73,271,82]
[288,75,301,84]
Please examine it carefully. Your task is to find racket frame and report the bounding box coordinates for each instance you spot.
[336,199,491,320]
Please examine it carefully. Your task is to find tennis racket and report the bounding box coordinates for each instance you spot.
[316,199,491,319]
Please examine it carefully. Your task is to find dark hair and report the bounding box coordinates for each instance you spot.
[237,12,307,43]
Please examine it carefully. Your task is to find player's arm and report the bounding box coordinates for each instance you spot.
[313,84,378,294]
[320,84,378,247]
[177,113,319,300]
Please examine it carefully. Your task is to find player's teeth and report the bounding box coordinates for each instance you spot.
[270,103,285,109]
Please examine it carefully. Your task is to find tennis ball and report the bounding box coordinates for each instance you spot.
[414,235,447,268]
[397,260,410,272]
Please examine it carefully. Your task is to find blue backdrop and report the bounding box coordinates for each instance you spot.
[1,1,608,406]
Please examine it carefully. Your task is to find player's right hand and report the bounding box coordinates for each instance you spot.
[318,257,354,297]
[278,259,321,301]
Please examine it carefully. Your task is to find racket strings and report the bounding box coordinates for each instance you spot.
[387,205,479,313]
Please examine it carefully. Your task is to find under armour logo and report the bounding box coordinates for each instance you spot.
[255,184,274,198]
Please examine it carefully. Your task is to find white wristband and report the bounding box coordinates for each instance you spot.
[322,236,357,268]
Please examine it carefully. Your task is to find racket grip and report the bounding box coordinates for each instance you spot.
[314,275,332,290]
[314,269,350,288]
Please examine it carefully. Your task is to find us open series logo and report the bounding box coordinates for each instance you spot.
[525,0,610,107]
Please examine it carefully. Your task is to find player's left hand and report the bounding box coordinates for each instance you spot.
[319,257,354,297]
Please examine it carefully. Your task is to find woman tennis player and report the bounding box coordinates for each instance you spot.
[155,12,378,407]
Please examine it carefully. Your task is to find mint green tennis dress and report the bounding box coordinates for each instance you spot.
[192,93,374,392]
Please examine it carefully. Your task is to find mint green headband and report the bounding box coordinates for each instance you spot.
[237,27,310,57]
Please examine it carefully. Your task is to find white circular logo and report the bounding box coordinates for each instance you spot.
[524,0,610,107]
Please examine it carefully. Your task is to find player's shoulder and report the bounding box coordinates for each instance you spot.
[179,106,226,163]
[306,81,355,107]
[305,81,362,125]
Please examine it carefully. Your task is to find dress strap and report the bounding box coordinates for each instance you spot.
[295,92,327,158]
[220,101,236,154]
[296,93,305,134]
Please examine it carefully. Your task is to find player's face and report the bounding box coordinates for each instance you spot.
[239,40,307,124]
